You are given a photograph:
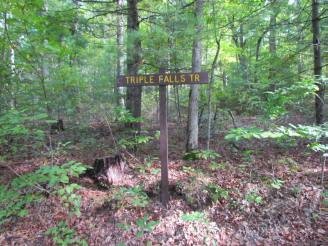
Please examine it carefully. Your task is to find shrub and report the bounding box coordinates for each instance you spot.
[110,185,149,208]
[206,183,229,203]
[0,161,86,225]
[0,109,48,156]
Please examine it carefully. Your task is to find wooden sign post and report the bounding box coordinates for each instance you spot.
[118,69,208,207]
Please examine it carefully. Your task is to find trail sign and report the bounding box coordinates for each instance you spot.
[118,69,208,207]
[117,72,208,87]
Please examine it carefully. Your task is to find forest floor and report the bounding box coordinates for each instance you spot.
[0,120,327,245]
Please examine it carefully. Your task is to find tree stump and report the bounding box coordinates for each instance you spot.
[85,154,125,188]
[50,119,64,134]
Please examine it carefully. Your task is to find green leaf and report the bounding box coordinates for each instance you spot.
[136,218,145,228]
[150,168,160,175]
[183,151,199,160]
[49,176,58,187]
[136,231,144,238]
[181,212,206,222]
[60,175,69,184]
[255,196,262,204]
[18,209,28,217]
[146,220,158,231]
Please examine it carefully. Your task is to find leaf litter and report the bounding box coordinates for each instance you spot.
[0,126,327,245]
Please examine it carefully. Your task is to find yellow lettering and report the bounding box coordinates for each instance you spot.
[125,77,130,84]
[144,76,149,84]
[139,76,143,83]
[150,76,154,83]
[159,75,163,82]
[131,76,135,84]
[174,75,178,83]
[181,74,186,82]
[189,74,194,82]
[169,75,174,83]
[164,75,170,83]
[194,73,200,82]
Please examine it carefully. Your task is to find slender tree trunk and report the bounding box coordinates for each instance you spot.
[186,0,203,152]
[126,0,142,129]
[3,12,16,109]
[239,23,248,83]
[296,0,304,78]
[206,38,220,150]
[198,105,204,126]
[269,1,277,91]
[116,0,125,107]
[70,1,82,122]
[0,43,5,113]
[254,36,262,84]
[41,3,52,117]
[222,69,227,87]
[174,85,182,124]
[231,21,248,83]
[254,28,269,83]
[9,45,15,109]
[40,56,51,117]
[269,16,276,54]
[255,35,263,63]
[213,104,218,122]
[312,0,324,124]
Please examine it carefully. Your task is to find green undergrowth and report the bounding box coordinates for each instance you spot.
[108,185,150,209]
[0,161,88,245]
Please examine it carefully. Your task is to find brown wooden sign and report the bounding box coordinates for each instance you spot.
[117,72,208,87]
[118,69,208,207]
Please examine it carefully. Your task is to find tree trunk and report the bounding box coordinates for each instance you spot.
[231,21,248,83]
[254,36,262,84]
[206,38,220,150]
[312,0,324,125]
[222,69,227,87]
[0,43,5,113]
[296,0,304,78]
[9,45,15,109]
[254,28,269,83]
[238,23,248,83]
[3,12,16,109]
[116,0,125,107]
[268,1,277,91]
[174,85,182,124]
[40,56,51,117]
[186,0,203,152]
[126,0,142,129]
[269,16,276,54]
[41,5,51,118]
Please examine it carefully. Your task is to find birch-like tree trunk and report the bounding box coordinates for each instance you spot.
[186,0,203,152]
[3,12,16,109]
[9,45,15,109]
[116,0,125,107]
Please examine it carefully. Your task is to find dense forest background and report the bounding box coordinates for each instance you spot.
[0,0,327,245]
[1,0,327,130]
